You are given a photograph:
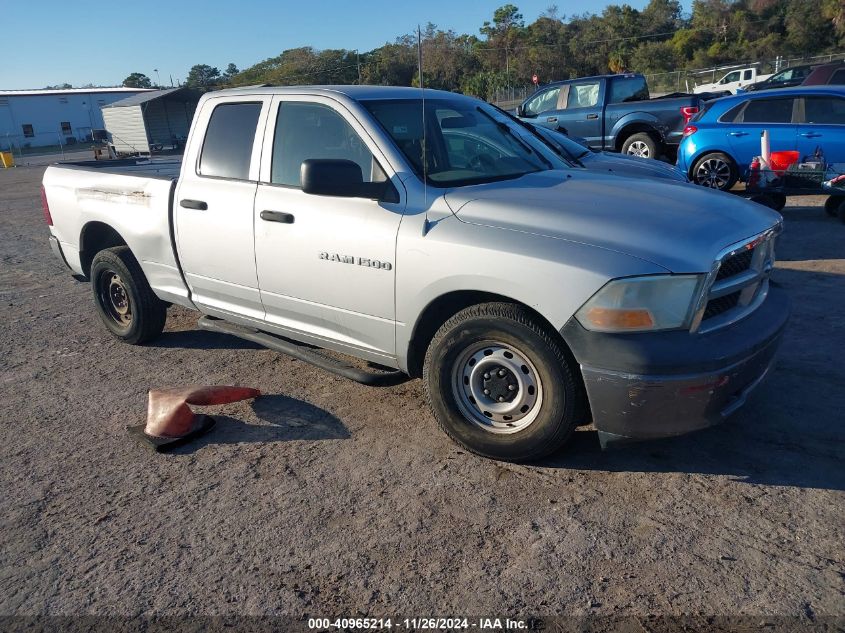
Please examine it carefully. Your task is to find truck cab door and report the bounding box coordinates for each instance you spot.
[549,79,604,149]
[174,95,271,320]
[252,96,405,360]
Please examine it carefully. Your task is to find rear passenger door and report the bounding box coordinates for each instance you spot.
[174,96,271,319]
[724,96,797,175]
[796,94,845,163]
[252,96,405,359]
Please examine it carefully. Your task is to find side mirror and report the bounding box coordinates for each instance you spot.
[301,159,363,197]
[516,104,526,117]
[300,159,399,203]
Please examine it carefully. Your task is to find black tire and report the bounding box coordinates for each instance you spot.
[825,195,844,217]
[838,200,845,225]
[90,246,167,344]
[621,132,659,160]
[423,302,584,462]
[691,152,738,191]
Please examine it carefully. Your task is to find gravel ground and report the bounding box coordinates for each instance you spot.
[0,165,843,628]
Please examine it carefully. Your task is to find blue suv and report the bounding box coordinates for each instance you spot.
[677,86,845,190]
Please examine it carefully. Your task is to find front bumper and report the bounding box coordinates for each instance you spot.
[561,286,789,444]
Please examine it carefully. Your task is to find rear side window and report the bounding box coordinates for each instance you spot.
[830,69,845,85]
[740,98,795,123]
[803,97,845,124]
[199,102,261,179]
[743,70,753,81]
[609,76,648,104]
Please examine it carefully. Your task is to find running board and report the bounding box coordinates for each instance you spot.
[196,316,407,387]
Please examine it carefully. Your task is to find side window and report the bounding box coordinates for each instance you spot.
[743,70,753,81]
[609,76,648,104]
[565,81,600,109]
[720,71,740,85]
[199,102,261,179]
[522,87,560,117]
[740,98,795,123]
[803,97,845,124]
[829,69,845,85]
[719,102,746,123]
[271,102,376,187]
[22,124,34,138]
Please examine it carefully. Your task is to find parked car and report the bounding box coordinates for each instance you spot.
[43,85,787,461]
[678,86,845,191]
[520,120,689,182]
[516,73,701,159]
[740,64,817,92]
[802,60,845,86]
[694,67,772,95]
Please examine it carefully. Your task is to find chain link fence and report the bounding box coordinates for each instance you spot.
[1,131,97,161]
[646,52,845,96]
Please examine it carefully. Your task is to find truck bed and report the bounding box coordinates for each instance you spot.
[42,158,191,307]
[54,157,182,180]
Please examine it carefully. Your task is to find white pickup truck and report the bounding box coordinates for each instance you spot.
[693,67,773,95]
[42,86,789,461]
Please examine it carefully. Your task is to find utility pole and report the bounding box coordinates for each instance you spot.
[153,68,161,87]
[356,49,361,84]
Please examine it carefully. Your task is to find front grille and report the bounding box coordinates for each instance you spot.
[703,291,740,319]
[695,228,779,332]
[716,248,753,281]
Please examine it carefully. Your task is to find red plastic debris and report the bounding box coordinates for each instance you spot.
[144,385,261,438]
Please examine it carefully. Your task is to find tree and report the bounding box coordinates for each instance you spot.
[122,73,152,88]
[44,82,72,89]
[224,63,239,78]
[185,64,221,87]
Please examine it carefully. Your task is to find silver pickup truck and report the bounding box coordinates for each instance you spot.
[42,85,789,461]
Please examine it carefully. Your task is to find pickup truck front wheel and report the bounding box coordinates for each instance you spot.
[90,246,167,345]
[423,303,581,461]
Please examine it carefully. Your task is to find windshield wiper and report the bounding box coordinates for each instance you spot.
[475,107,554,170]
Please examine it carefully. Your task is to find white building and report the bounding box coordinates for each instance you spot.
[0,87,154,150]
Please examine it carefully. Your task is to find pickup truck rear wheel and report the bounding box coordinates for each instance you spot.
[423,302,581,462]
[621,133,659,159]
[90,246,167,345]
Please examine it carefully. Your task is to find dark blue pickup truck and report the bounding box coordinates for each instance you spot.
[517,73,703,159]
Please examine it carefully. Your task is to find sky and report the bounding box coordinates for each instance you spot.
[1,0,667,90]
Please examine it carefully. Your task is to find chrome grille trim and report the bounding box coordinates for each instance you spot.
[691,224,781,334]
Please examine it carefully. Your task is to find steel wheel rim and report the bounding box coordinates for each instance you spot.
[98,270,132,327]
[627,140,650,158]
[451,340,543,434]
[695,158,731,189]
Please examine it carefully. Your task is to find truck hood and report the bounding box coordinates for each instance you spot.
[443,170,781,273]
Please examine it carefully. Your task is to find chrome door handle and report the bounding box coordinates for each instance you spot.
[586,113,599,120]
[546,116,558,123]
[800,132,822,138]
[728,132,747,137]
[260,210,295,224]
[180,199,207,210]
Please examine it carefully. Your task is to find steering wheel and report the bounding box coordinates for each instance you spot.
[468,153,496,171]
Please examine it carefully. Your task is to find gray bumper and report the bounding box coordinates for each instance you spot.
[562,286,789,444]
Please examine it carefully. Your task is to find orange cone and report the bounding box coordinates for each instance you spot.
[128,386,261,451]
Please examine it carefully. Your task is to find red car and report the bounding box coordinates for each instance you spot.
[802,61,845,86]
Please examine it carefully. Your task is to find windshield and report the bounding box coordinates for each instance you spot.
[362,98,562,187]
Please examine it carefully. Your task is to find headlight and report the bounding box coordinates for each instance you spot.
[575,275,704,333]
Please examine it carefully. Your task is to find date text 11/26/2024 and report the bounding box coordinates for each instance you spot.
[307,617,532,630]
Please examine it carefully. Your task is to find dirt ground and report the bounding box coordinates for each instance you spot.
[0,164,843,629]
